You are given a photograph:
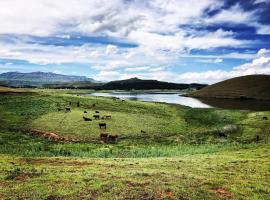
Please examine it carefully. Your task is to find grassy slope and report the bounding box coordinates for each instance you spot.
[0,86,29,93]
[0,146,269,200]
[0,90,270,199]
[189,75,270,100]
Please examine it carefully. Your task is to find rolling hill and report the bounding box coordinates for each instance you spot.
[95,77,207,90]
[0,71,97,87]
[189,74,270,100]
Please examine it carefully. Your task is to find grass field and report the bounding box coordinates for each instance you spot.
[0,90,270,199]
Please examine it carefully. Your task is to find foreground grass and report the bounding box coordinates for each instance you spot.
[0,90,270,199]
[0,145,269,200]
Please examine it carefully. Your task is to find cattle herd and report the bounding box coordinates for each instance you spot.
[57,101,118,143]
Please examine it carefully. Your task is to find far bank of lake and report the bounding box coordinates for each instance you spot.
[86,92,270,111]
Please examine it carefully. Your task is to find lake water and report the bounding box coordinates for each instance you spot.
[87,92,270,111]
[88,92,211,108]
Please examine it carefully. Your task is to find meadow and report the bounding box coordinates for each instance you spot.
[0,89,269,199]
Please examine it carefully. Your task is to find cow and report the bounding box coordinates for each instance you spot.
[93,114,100,120]
[263,116,268,120]
[84,110,87,113]
[83,116,92,121]
[107,135,118,143]
[95,111,100,113]
[99,122,106,129]
[105,115,112,119]
[57,108,63,111]
[140,130,146,134]
[92,104,96,107]
[256,135,260,142]
[65,107,71,112]
[100,133,109,142]
[77,101,80,107]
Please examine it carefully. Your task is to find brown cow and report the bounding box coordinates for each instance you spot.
[83,116,92,121]
[105,115,112,119]
[100,133,109,142]
[107,135,118,143]
[99,122,106,129]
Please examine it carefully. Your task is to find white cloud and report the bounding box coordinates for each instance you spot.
[94,49,270,84]
[105,45,118,55]
[0,0,268,81]
[177,48,270,83]
[196,58,223,63]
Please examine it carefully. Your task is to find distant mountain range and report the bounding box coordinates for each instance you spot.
[188,74,270,100]
[0,72,207,90]
[0,71,97,87]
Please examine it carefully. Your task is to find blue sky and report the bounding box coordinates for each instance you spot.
[0,0,270,83]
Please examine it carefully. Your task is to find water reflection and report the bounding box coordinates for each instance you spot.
[88,92,212,108]
[199,98,270,111]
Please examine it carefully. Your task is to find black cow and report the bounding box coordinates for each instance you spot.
[99,122,106,129]
[83,116,92,121]
[65,107,71,112]
[93,114,100,120]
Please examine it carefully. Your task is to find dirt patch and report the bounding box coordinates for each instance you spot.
[29,130,78,142]
[19,157,94,167]
[211,188,232,198]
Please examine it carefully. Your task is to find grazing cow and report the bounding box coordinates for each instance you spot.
[263,116,268,120]
[99,122,106,129]
[57,108,62,111]
[218,132,227,137]
[65,107,71,112]
[95,111,99,113]
[84,111,87,113]
[83,116,92,121]
[77,101,80,107]
[93,114,100,120]
[101,116,105,120]
[256,135,260,142]
[100,133,109,142]
[107,135,118,143]
[105,115,112,119]
[140,130,146,134]
[122,99,125,102]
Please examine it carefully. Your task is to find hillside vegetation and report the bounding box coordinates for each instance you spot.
[95,77,207,90]
[189,75,270,100]
[0,89,269,199]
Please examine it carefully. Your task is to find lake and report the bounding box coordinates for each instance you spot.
[88,92,211,108]
[87,92,270,111]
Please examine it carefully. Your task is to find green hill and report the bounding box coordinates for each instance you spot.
[97,77,207,90]
[189,74,270,100]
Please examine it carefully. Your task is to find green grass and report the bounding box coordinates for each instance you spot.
[0,90,270,199]
[0,145,269,199]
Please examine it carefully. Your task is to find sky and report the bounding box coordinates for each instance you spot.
[0,0,270,83]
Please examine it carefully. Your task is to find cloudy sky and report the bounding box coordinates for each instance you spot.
[0,0,270,83]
